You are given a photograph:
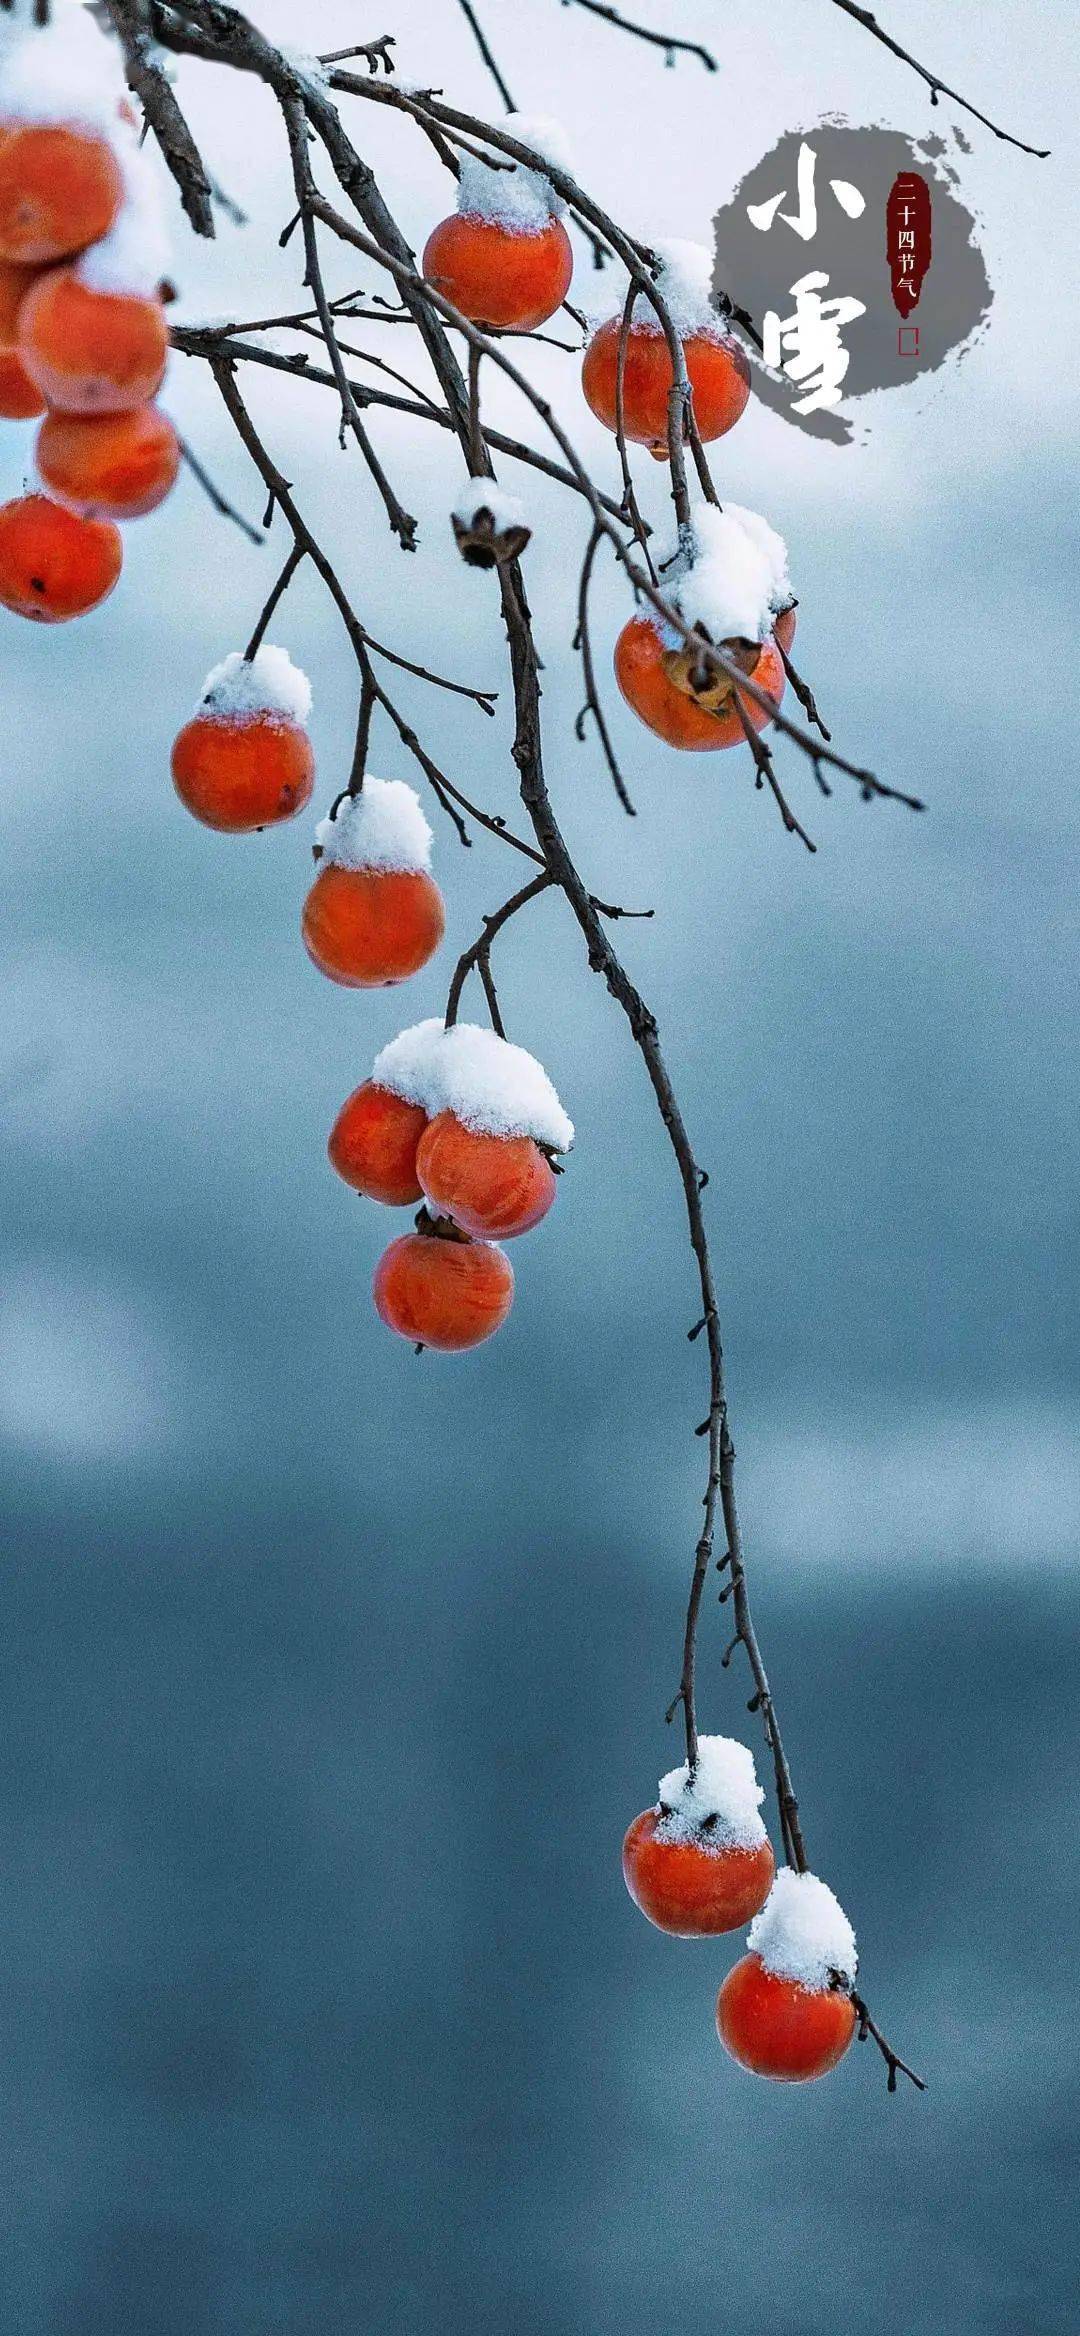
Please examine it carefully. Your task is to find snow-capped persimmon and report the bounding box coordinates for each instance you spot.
[717,1869,860,2082]
[717,1954,857,2082]
[36,403,180,521]
[328,1081,428,1206]
[582,315,750,458]
[18,266,168,412]
[303,864,445,989]
[622,1811,774,1938]
[423,214,573,332]
[623,1738,774,1938]
[416,1111,557,1240]
[614,615,786,751]
[172,645,315,834]
[373,1223,514,1351]
[0,491,122,622]
[0,258,45,417]
[172,713,314,833]
[0,121,123,265]
[302,781,445,989]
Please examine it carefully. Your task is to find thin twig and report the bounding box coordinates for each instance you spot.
[176,432,265,544]
[244,540,304,658]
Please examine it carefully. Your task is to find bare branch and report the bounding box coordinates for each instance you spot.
[820,0,1048,157]
[565,0,716,72]
[101,0,216,234]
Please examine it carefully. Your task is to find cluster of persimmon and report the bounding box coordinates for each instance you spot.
[330,1015,573,1352]
[165,660,570,1354]
[624,1737,860,2083]
[170,668,450,985]
[0,13,177,626]
[422,129,795,758]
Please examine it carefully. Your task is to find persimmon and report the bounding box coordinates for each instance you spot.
[0,258,44,417]
[0,491,121,621]
[373,1222,514,1351]
[172,646,315,833]
[614,615,785,751]
[18,266,168,412]
[172,713,313,833]
[622,1736,774,1937]
[303,863,444,988]
[36,403,180,520]
[328,1081,428,1206]
[623,1811,774,1938]
[716,1868,859,2081]
[582,315,750,457]
[416,1110,556,1239]
[423,214,573,332]
[717,1955,857,2082]
[0,122,123,265]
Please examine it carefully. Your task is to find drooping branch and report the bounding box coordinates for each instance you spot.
[136,0,923,2088]
[564,0,716,72]
[281,91,418,549]
[452,0,516,109]
[819,0,1048,157]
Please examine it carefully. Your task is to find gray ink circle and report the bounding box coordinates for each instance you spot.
[712,123,993,443]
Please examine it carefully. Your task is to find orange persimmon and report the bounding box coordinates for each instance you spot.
[36,403,180,519]
[716,1953,857,2082]
[416,1110,556,1240]
[373,1224,514,1351]
[423,213,573,331]
[614,615,785,751]
[622,1810,775,1939]
[18,266,168,412]
[582,317,750,456]
[0,491,121,621]
[328,1081,428,1206]
[0,121,122,265]
[302,864,445,990]
[171,712,314,833]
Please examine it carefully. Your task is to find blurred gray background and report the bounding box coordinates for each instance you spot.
[1,2,1077,2329]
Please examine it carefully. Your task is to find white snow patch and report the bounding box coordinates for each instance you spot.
[748,1868,857,1991]
[722,501,793,615]
[196,645,312,727]
[0,2,126,137]
[634,238,727,338]
[654,502,790,647]
[457,111,572,234]
[315,778,433,876]
[452,475,527,531]
[656,1734,768,1851]
[370,1017,445,1111]
[585,239,726,343]
[371,1019,572,1151]
[77,134,171,299]
[279,47,332,95]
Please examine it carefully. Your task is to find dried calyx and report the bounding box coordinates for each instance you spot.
[452,498,531,569]
[413,1205,471,1244]
[662,623,760,711]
